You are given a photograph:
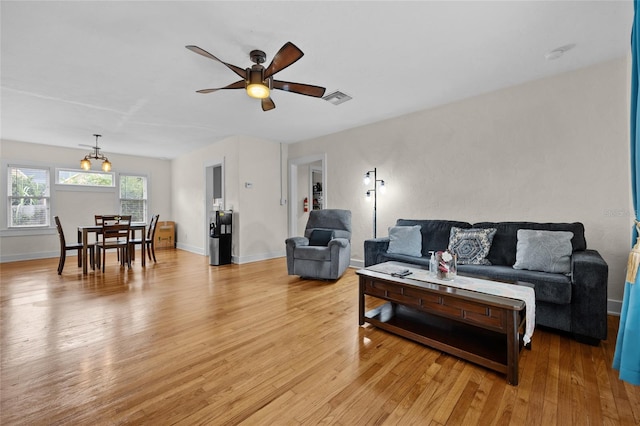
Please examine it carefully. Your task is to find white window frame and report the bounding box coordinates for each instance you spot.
[56,168,115,187]
[6,164,52,229]
[119,173,148,224]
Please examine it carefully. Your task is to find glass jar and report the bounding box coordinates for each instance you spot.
[436,250,457,281]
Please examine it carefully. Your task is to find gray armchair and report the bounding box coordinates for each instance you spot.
[285,209,352,280]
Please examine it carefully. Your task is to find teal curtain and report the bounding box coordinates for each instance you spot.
[613,0,640,386]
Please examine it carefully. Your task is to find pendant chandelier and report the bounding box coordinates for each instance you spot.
[80,134,112,172]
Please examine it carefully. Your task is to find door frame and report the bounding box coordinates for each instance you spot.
[204,157,225,256]
[288,153,326,237]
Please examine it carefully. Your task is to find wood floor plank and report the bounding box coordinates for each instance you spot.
[540,332,560,425]
[0,250,636,425]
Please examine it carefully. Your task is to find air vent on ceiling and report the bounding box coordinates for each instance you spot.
[323,90,352,106]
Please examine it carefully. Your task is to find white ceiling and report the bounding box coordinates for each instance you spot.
[1,1,633,160]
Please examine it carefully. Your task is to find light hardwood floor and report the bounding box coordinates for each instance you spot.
[1,249,638,425]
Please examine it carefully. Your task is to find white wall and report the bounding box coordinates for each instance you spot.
[2,58,631,311]
[288,57,631,305]
[171,135,288,263]
[0,139,172,261]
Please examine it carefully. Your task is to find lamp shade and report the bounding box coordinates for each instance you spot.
[363,172,371,185]
[101,159,112,172]
[246,83,270,99]
[80,158,91,170]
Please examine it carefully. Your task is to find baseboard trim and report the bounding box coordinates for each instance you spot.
[607,299,622,316]
[235,251,286,264]
[0,251,58,263]
[350,259,364,269]
[175,242,204,255]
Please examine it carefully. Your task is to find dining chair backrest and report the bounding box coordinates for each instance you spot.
[101,220,131,243]
[54,216,67,247]
[147,214,159,239]
[98,214,130,226]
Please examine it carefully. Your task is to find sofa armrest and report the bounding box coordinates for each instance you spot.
[570,249,609,342]
[285,237,309,274]
[364,237,390,267]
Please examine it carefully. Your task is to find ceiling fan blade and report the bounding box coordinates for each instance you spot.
[196,80,245,94]
[264,42,304,78]
[272,80,326,98]
[186,45,246,79]
[262,97,276,111]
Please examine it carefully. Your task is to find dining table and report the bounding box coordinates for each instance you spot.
[77,223,147,274]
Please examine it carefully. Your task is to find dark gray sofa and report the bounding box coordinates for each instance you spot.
[364,219,608,345]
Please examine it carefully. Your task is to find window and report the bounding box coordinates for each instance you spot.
[120,174,147,223]
[56,168,114,187]
[8,166,50,227]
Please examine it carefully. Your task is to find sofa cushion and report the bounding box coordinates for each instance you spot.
[294,246,331,261]
[448,227,497,265]
[457,264,572,304]
[513,230,573,274]
[383,253,431,267]
[396,219,472,256]
[471,222,586,266]
[387,225,422,257]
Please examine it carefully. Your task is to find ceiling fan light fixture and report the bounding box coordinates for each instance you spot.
[246,82,270,99]
[246,68,270,99]
[187,42,325,110]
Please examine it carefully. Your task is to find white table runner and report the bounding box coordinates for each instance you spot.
[367,263,536,344]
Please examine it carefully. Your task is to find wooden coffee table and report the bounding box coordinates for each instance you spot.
[357,263,529,385]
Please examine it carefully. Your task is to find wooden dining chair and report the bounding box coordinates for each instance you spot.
[96,215,126,264]
[129,214,159,263]
[146,214,160,262]
[95,215,131,272]
[55,216,94,274]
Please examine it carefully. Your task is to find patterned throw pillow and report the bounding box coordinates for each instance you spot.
[448,227,497,265]
[513,229,573,274]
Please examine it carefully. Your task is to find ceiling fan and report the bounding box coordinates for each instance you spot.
[186,41,326,111]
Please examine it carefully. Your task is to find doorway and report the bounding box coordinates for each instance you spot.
[288,154,326,237]
[311,165,323,211]
[204,159,225,256]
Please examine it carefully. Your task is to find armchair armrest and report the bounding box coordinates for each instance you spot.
[285,237,309,274]
[364,237,390,267]
[285,236,309,248]
[328,237,349,249]
[570,249,608,342]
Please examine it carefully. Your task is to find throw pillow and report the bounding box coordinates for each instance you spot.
[387,225,422,257]
[513,229,573,274]
[448,227,496,265]
[309,229,334,246]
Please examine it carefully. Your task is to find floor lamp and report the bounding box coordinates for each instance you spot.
[364,168,386,238]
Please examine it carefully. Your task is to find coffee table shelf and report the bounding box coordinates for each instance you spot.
[357,266,528,385]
